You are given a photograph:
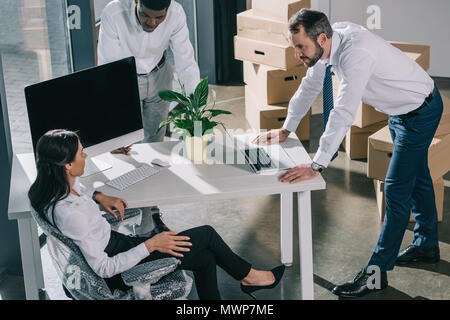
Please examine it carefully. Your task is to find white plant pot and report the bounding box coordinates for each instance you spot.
[185,135,210,163]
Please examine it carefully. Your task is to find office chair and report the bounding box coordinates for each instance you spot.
[30,206,193,300]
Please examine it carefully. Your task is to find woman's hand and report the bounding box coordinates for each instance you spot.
[279,164,319,184]
[144,232,192,258]
[95,193,128,221]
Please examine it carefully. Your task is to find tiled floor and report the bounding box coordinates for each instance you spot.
[1,78,449,300]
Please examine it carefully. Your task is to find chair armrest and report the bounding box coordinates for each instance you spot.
[121,258,181,300]
[121,257,180,286]
[102,208,142,227]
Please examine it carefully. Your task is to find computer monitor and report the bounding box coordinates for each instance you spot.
[24,57,144,175]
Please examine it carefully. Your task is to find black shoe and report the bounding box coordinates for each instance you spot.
[331,267,388,298]
[240,265,285,299]
[149,213,170,237]
[396,245,440,265]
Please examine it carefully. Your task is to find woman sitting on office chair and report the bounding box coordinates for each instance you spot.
[28,129,285,300]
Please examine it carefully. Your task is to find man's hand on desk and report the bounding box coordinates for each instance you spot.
[252,128,290,145]
[95,193,128,221]
[111,144,133,155]
[279,164,320,184]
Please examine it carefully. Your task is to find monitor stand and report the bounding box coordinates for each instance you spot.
[82,157,113,177]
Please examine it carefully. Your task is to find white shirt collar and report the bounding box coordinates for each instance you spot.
[59,177,84,204]
[323,31,342,66]
[130,0,143,32]
[72,177,83,195]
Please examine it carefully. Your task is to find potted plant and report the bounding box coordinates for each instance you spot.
[156,77,231,162]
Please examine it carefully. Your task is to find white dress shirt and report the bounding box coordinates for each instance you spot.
[283,22,434,168]
[46,177,149,279]
[98,0,200,94]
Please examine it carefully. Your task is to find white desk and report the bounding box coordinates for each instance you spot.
[8,133,325,300]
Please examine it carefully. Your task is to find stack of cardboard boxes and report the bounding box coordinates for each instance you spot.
[368,89,450,223]
[339,42,431,160]
[234,0,311,140]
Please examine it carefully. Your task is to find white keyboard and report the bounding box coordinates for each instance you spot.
[106,164,160,191]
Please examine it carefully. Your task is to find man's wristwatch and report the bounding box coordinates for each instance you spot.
[92,191,102,204]
[311,162,323,173]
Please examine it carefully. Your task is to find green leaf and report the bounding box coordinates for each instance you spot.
[201,118,218,135]
[187,94,199,114]
[158,90,190,106]
[169,108,188,120]
[174,119,195,136]
[155,117,175,135]
[207,109,232,118]
[193,78,209,110]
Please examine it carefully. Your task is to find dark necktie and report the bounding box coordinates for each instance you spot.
[323,64,338,162]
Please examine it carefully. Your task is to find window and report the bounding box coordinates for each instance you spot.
[0,0,71,154]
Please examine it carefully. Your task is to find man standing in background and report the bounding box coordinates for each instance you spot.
[98,0,201,234]
[98,0,200,143]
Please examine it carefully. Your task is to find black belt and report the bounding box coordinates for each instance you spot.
[137,54,166,76]
[405,85,437,116]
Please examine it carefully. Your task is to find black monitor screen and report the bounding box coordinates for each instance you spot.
[25,57,142,153]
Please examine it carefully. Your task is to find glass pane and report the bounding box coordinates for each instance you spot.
[0,0,71,154]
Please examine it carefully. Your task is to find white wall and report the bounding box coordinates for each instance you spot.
[316,0,450,77]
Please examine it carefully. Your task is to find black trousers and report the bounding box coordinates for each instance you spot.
[103,225,252,300]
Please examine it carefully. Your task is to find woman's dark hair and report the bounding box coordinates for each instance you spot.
[289,8,333,41]
[140,0,171,11]
[28,129,80,228]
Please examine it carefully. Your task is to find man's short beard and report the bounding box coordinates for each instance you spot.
[305,41,324,67]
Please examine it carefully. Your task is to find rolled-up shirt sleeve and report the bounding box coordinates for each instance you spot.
[169,7,200,95]
[283,64,325,133]
[313,48,376,167]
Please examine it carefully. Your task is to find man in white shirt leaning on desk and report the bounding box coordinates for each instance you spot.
[97,0,201,235]
[253,9,443,298]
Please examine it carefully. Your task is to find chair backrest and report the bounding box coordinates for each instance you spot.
[30,206,133,300]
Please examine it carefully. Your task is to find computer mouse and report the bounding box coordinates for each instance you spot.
[151,158,170,167]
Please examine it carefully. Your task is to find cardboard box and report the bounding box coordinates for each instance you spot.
[353,104,388,129]
[374,178,444,222]
[252,0,310,22]
[234,36,301,70]
[244,61,307,105]
[389,41,430,71]
[245,86,311,141]
[237,10,290,46]
[435,94,450,137]
[341,120,387,159]
[367,126,450,181]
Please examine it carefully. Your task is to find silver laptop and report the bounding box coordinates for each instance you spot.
[234,135,296,174]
